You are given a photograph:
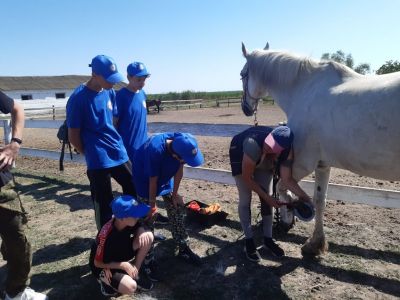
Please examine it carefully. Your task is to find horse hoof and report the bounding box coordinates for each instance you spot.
[301,238,328,257]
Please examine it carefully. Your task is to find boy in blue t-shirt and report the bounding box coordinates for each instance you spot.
[114,62,150,163]
[115,62,169,229]
[132,132,204,278]
[66,55,136,230]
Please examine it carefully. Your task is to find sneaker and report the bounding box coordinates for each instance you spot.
[154,213,169,225]
[143,261,162,282]
[97,280,118,297]
[136,274,154,291]
[5,287,48,300]
[154,232,167,241]
[264,237,285,257]
[177,245,202,265]
[245,238,261,262]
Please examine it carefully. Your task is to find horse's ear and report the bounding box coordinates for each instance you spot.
[264,42,269,50]
[242,42,248,57]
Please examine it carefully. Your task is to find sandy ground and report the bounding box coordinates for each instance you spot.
[0,104,399,299]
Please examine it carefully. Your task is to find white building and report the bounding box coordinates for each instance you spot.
[0,75,126,102]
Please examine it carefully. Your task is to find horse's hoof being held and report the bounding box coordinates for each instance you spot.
[301,237,328,257]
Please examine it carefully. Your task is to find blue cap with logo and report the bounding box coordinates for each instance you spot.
[89,55,124,84]
[111,195,150,219]
[172,133,204,167]
[127,62,150,77]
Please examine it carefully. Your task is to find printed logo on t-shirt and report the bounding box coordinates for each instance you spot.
[107,100,113,110]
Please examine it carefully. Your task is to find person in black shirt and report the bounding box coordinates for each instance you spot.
[0,91,48,300]
[229,126,311,262]
[90,195,154,297]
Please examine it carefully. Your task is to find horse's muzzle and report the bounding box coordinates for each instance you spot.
[241,99,254,116]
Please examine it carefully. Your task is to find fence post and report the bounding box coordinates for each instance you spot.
[52,105,55,120]
[3,120,11,145]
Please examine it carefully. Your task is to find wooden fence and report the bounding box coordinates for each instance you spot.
[17,98,277,119]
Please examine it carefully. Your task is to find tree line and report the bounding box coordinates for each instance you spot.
[321,50,400,75]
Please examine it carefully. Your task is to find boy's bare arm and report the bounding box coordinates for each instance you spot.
[68,128,84,154]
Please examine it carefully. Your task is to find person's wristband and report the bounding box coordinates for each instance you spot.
[11,137,22,144]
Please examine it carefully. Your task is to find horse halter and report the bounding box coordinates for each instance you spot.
[241,67,260,125]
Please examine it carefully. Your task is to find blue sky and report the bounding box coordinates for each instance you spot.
[1,0,399,93]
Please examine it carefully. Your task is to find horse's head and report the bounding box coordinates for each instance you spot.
[240,42,270,116]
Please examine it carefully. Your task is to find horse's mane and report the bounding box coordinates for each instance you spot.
[248,50,359,86]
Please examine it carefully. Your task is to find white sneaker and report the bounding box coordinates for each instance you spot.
[5,287,48,300]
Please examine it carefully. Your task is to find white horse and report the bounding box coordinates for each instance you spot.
[240,43,400,256]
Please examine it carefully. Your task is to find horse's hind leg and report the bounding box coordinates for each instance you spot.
[301,162,330,257]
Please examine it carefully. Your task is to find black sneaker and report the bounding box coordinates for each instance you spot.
[98,280,118,297]
[264,237,285,257]
[136,274,154,291]
[154,213,169,225]
[245,238,261,262]
[143,261,162,282]
[154,232,167,241]
[177,245,202,265]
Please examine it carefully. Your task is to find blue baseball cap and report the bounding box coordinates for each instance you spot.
[293,201,315,222]
[264,126,294,154]
[172,133,204,167]
[127,62,150,77]
[111,195,150,219]
[90,55,124,84]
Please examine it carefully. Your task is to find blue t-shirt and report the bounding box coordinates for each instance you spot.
[132,133,180,198]
[66,84,129,170]
[115,88,148,162]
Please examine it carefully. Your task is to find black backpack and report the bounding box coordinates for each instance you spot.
[57,120,73,171]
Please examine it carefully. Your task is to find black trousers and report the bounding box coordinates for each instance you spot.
[87,162,136,230]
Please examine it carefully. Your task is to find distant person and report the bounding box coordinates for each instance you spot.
[114,62,168,226]
[229,126,311,261]
[66,55,136,230]
[89,195,154,297]
[0,91,48,300]
[132,132,204,280]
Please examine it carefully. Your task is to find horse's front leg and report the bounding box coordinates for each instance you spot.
[301,162,330,257]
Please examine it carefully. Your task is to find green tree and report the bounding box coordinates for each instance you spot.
[321,50,370,74]
[354,63,370,75]
[376,60,400,74]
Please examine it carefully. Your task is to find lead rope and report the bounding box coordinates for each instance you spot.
[253,109,258,126]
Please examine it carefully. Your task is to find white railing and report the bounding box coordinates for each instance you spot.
[2,119,400,208]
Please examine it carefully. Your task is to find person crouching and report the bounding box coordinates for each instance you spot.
[89,195,154,297]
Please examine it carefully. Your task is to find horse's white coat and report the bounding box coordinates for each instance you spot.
[241,44,400,255]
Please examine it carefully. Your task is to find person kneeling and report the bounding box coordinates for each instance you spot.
[89,195,154,297]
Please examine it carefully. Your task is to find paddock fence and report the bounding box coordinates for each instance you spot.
[1,118,399,209]
[17,98,276,118]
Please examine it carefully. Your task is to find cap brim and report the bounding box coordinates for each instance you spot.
[264,134,285,154]
[184,149,204,167]
[133,71,150,77]
[105,72,124,84]
[130,203,150,218]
